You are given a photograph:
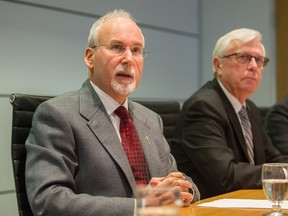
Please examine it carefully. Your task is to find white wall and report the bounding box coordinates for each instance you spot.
[0,0,275,215]
[0,0,200,99]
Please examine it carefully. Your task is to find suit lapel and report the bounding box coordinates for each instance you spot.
[88,110,137,188]
[128,102,161,180]
[79,80,136,189]
[246,102,265,164]
[213,79,251,162]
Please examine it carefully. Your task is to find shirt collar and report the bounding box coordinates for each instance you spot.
[217,79,245,113]
[90,80,128,115]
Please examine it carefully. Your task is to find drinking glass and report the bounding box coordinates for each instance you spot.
[262,163,288,216]
[135,185,183,216]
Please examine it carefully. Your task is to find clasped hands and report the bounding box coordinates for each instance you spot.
[143,172,194,207]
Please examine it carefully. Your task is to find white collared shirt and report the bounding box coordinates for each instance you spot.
[90,80,128,141]
[217,79,248,135]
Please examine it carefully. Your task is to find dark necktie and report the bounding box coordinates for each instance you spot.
[114,106,148,185]
[238,106,254,165]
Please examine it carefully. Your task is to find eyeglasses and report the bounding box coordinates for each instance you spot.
[222,52,269,67]
[91,43,149,58]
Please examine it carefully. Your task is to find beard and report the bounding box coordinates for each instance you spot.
[111,65,136,95]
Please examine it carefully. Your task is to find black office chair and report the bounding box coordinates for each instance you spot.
[10,93,53,216]
[134,100,180,145]
[10,93,180,216]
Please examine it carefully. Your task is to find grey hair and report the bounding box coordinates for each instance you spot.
[212,28,266,72]
[87,9,144,48]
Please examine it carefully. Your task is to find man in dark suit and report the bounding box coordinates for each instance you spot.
[170,28,288,199]
[25,9,199,216]
[265,95,288,154]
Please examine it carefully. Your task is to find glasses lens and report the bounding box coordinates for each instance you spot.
[236,53,250,64]
[222,53,269,67]
[263,57,269,67]
[108,44,125,55]
[107,44,148,58]
[236,53,269,67]
[253,56,269,67]
[142,49,149,58]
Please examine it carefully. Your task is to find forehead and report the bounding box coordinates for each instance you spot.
[99,17,144,45]
[228,39,265,54]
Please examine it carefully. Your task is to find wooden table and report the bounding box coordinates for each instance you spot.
[179,189,287,216]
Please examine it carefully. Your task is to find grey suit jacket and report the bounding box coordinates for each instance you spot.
[170,78,288,199]
[25,80,199,216]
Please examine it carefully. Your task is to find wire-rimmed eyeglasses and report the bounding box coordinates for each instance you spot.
[91,43,149,58]
[222,52,269,67]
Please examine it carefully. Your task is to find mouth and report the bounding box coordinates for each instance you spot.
[244,77,257,81]
[115,71,135,83]
[116,72,132,78]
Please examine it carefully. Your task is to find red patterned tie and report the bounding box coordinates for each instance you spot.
[115,106,148,185]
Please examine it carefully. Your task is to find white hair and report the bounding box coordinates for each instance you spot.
[87,9,144,48]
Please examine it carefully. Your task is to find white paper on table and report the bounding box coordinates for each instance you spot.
[198,199,288,209]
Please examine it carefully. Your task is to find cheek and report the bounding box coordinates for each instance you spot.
[102,58,118,75]
[93,57,116,82]
[136,58,144,69]
[258,70,263,80]
[135,59,144,78]
[229,65,244,79]
[136,71,143,85]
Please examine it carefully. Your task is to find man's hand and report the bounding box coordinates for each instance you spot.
[147,172,194,206]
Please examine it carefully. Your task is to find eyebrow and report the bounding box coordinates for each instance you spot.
[109,40,143,47]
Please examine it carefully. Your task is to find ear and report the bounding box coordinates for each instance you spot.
[213,56,221,70]
[84,48,94,68]
[213,56,222,76]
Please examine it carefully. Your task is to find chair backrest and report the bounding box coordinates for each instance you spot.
[10,93,180,216]
[134,100,180,144]
[10,94,53,216]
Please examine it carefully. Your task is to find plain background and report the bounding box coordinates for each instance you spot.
[0,0,275,215]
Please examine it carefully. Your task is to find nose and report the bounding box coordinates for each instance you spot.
[121,48,134,64]
[248,57,258,68]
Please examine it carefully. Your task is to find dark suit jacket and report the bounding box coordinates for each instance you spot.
[265,95,288,154]
[25,80,200,216]
[170,78,288,199]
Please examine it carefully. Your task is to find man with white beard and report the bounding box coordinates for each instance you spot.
[25,9,200,216]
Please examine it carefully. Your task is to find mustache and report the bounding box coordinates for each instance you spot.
[114,65,135,78]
